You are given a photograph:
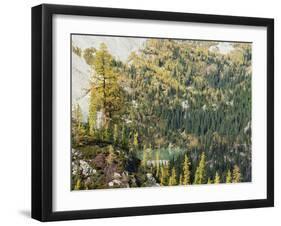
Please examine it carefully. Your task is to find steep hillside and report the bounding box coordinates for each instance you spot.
[71,37,252,190]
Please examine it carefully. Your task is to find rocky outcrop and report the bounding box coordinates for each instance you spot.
[72,145,136,190]
[72,160,97,177]
[144,173,160,187]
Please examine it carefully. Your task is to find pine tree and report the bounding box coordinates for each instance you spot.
[207,177,212,184]
[113,124,118,144]
[72,104,84,145]
[232,165,241,183]
[160,166,166,186]
[226,169,232,183]
[103,127,111,141]
[88,93,96,137]
[182,154,191,185]
[214,172,220,184]
[194,152,206,184]
[74,178,81,190]
[156,151,160,178]
[179,174,183,185]
[89,43,124,130]
[160,164,170,186]
[194,169,200,184]
[169,167,177,186]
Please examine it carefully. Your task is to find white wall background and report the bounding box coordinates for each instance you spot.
[0,0,278,225]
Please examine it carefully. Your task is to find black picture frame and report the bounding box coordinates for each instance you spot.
[32,4,274,222]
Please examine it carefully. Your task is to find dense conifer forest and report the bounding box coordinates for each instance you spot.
[71,36,252,190]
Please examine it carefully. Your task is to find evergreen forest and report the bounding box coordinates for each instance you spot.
[71,36,252,190]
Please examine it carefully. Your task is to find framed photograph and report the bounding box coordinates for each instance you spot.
[32,4,274,221]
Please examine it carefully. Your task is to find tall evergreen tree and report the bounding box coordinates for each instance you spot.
[232,165,241,183]
[214,172,220,184]
[160,164,170,186]
[74,178,81,190]
[226,169,232,183]
[179,174,183,185]
[160,166,166,186]
[169,167,177,186]
[89,43,124,130]
[182,154,191,185]
[194,152,206,184]
[156,151,160,178]
[88,92,96,137]
[113,124,118,144]
[72,103,84,145]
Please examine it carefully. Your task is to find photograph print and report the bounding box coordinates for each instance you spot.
[71,34,252,190]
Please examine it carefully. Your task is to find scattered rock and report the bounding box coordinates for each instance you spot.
[72,149,82,160]
[92,153,106,169]
[72,158,96,177]
[113,172,122,179]
[108,179,122,187]
[144,173,159,187]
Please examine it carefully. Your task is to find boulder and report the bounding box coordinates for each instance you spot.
[144,173,159,187]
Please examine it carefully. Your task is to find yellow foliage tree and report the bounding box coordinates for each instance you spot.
[89,43,124,131]
[226,169,232,183]
[168,167,177,186]
[194,152,206,184]
[214,172,220,184]
[156,151,160,178]
[232,165,241,183]
[182,154,191,185]
[207,178,213,184]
